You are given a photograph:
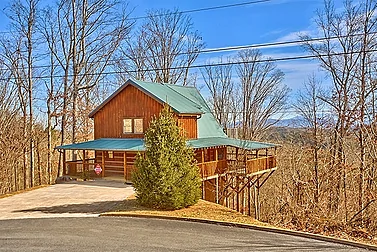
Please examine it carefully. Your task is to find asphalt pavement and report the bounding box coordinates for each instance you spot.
[0,217,368,251]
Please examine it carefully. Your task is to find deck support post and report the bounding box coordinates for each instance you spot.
[101,151,105,178]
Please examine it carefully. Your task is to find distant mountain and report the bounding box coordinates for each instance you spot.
[267,116,307,128]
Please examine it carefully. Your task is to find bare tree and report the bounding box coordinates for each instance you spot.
[123,9,204,85]
[294,74,327,204]
[43,0,133,174]
[236,49,288,140]
[301,0,377,223]
[201,57,234,130]
[1,0,40,188]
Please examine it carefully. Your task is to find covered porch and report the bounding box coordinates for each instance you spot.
[56,137,278,183]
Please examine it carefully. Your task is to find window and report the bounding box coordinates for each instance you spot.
[108,151,113,159]
[134,118,143,133]
[123,119,132,133]
[123,118,143,134]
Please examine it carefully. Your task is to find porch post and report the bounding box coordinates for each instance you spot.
[63,150,66,175]
[216,175,219,204]
[83,150,86,173]
[101,151,105,178]
[123,151,127,180]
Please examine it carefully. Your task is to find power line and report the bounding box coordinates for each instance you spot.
[4,31,377,72]
[129,0,272,20]
[1,48,377,81]
[0,0,273,35]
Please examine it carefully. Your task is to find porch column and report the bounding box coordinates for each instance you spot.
[63,150,66,175]
[101,151,105,178]
[216,175,219,204]
[123,151,127,180]
[83,150,86,173]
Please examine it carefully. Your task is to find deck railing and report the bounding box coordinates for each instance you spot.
[198,156,276,178]
[246,156,276,174]
[199,160,227,178]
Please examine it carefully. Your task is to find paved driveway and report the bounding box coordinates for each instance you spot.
[0,180,134,220]
[0,217,367,251]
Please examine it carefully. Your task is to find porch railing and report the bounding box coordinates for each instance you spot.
[65,158,95,175]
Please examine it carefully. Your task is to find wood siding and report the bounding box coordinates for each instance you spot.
[93,85,163,139]
[178,115,197,139]
[93,84,199,139]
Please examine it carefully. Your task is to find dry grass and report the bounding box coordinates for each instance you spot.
[109,195,270,227]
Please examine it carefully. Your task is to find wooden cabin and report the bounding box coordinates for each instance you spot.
[57,79,277,216]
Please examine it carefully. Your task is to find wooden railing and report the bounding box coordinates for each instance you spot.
[199,160,227,178]
[246,156,276,174]
[66,158,95,175]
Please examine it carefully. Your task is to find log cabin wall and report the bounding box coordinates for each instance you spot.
[93,85,163,139]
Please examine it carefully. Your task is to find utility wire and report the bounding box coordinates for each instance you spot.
[0,0,273,35]
[1,48,377,81]
[129,0,272,20]
[4,31,377,72]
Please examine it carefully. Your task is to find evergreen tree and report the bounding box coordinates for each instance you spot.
[132,105,201,209]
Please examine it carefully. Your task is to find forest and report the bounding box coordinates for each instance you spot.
[0,0,377,241]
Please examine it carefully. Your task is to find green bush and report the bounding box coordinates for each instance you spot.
[132,105,201,210]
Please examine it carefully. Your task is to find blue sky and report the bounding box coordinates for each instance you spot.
[0,0,342,104]
[125,0,341,93]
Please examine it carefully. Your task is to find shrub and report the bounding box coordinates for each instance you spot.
[132,105,201,210]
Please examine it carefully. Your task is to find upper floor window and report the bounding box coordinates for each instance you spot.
[134,118,143,133]
[123,118,143,134]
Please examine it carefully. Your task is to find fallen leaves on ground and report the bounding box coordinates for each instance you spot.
[110,195,269,227]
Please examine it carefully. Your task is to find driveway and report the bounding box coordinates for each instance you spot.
[0,180,134,220]
[0,217,367,251]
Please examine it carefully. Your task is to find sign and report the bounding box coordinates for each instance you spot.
[94,163,102,175]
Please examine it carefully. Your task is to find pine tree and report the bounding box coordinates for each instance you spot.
[132,105,201,210]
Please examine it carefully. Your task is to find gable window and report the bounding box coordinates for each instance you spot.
[123,119,132,133]
[134,118,143,133]
[123,118,143,134]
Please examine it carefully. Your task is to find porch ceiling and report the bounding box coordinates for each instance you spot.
[56,137,277,152]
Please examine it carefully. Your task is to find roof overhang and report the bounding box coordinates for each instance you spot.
[56,137,278,152]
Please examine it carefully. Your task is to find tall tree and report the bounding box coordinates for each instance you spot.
[294,75,326,204]
[201,57,234,131]
[122,9,204,85]
[236,49,288,140]
[1,0,40,188]
[46,0,133,172]
[301,0,377,222]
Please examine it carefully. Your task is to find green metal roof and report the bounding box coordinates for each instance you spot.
[187,137,277,150]
[166,83,226,138]
[89,79,204,117]
[56,137,277,151]
[56,138,145,152]
[89,78,226,138]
